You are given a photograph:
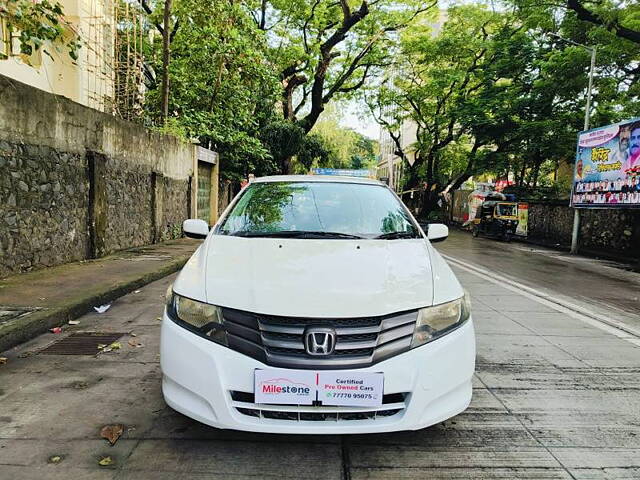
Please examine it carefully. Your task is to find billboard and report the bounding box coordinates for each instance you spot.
[571,118,640,208]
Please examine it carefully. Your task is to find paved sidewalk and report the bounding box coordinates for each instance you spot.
[0,238,200,351]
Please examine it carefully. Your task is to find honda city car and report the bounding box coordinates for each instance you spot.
[161,175,475,433]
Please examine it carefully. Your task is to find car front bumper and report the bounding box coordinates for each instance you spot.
[160,313,475,434]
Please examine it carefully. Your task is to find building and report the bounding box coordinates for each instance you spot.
[377,121,418,192]
[0,0,143,115]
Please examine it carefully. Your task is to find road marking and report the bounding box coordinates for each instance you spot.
[442,253,640,347]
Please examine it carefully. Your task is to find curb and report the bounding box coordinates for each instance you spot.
[0,255,190,353]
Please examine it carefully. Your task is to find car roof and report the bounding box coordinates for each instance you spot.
[252,175,384,186]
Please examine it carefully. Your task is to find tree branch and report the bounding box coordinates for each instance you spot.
[566,0,640,44]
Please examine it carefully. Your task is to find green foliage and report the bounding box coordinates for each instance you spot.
[370,1,640,212]
[311,105,378,170]
[2,0,80,61]
[142,0,280,181]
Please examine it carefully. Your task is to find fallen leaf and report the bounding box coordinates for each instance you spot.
[109,342,121,350]
[156,317,162,321]
[98,456,113,466]
[130,333,137,337]
[100,424,124,446]
[48,455,63,464]
[97,344,107,350]
[0,357,7,365]
[134,290,141,293]
[68,320,80,325]
[50,327,62,334]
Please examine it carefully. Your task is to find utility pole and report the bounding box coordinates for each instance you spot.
[550,34,596,255]
[570,45,596,254]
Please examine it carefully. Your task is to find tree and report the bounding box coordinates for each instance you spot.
[370,2,640,215]
[143,0,281,181]
[1,0,80,62]
[369,6,504,214]
[255,0,433,172]
[564,0,640,45]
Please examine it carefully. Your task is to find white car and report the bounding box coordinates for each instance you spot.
[161,175,475,434]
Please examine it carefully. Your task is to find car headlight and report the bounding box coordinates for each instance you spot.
[165,289,227,346]
[411,293,471,348]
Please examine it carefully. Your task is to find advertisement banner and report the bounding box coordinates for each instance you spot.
[318,372,384,407]
[571,118,640,208]
[516,203,528,236]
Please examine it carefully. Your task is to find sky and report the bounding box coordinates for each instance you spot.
[340,100,380,140]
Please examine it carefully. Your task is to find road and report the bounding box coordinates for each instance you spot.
[438,229,640,333]
[1,236,640,479]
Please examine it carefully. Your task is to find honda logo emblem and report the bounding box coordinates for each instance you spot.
[304,327,336,356]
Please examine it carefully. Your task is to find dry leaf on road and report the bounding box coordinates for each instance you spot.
[98,456,113,466]
[100,424,124,446]
[0,357,7,365]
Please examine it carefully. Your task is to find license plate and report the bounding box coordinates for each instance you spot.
[254,370,384,407]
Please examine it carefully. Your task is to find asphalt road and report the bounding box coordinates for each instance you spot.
[1,238,640,479]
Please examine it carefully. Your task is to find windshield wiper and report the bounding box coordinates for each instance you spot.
[229,230,363,239]
[374,231,419,240]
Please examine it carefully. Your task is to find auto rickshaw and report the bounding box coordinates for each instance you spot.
[471,200,519,242]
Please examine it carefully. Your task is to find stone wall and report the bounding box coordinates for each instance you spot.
[0,74,199,278]
[526,200,640,260]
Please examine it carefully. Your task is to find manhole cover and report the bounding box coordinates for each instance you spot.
[39,332,126,355]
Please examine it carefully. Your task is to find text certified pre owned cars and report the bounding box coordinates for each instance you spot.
[161,175,475,434]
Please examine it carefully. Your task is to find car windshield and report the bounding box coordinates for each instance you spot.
[217,181,419,239]
[497,203,516,216]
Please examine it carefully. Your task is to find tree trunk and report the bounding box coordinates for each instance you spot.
[160,0,172,123]
[282,156,293,175]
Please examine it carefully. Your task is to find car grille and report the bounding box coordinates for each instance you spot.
[221,307,418,369]
[230,391,408,421]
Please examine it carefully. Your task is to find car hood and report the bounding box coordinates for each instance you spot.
[178,236,437,318]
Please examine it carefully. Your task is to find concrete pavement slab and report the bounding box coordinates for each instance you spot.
[475,364,640,390]
[540,336,640,368]
[0,465,116,480]
[0,438,138,471]
[350,466,574,479]
[473,295,560,313]
[472,311,539,335]
[504,312,607,337]
[122,439,343,478]
[348,445,567,470]
[475,333,588,368]
[348,412,538,448]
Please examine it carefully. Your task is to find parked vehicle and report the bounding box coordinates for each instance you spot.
[161,175,475,434]
[471,200,519,242]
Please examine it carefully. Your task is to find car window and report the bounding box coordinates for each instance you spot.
[218,182,419,238]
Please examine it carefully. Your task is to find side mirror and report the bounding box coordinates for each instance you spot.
[183,219,209,239]
[427,223,448,243]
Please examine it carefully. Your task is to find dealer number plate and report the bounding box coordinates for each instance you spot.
[254,370,384,407]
